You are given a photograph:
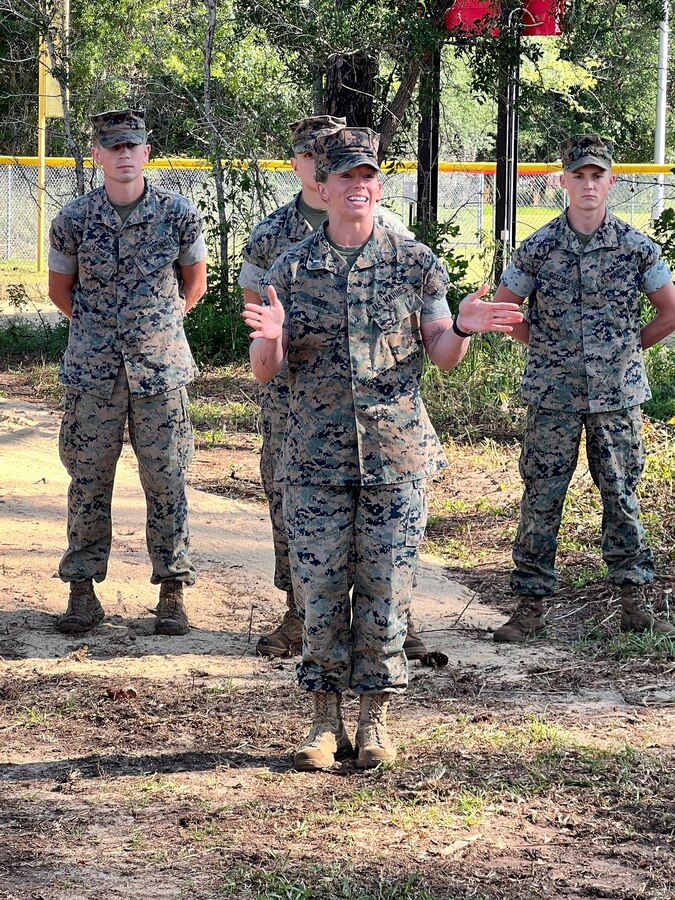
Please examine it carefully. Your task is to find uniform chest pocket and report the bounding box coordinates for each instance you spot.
[368,291,423,373]
[602,265,639,298]
[136,238,179,276]
[288,292,344,341]
[369,290,423,333]
[78,246,117,282]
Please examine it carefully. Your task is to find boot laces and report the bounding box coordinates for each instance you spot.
[159,583,183,618]
[305,694,341,746]
[360,697,388,747]
[509,598,542,623]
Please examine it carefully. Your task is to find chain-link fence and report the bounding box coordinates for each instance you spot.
[2,158,675,274]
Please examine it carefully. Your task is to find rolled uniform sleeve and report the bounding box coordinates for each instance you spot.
[500,243,537,298]
[177,204,207,266]
[48,214,79,274]
[640,241,672,294]
[239,222,274,291]
[238,260,268,292]
[420,255,451,323]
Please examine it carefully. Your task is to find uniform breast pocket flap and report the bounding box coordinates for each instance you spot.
[78,249,117,281]
[370,291,422,333]
[290,292,343,336]
[136,238,179,276]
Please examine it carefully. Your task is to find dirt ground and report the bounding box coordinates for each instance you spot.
[1,389,675,900]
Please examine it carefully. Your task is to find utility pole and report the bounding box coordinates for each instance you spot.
[652,0,669,221]
[493,3,520,279]
[416,47,441,228]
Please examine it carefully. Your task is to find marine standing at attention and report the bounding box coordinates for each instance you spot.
[490,134,675,643]
[49,109,207,637]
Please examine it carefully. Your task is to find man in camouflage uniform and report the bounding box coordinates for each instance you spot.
[49,109,207,637]
[238,115,430,661]
[491,134,675,643]
[244,128,522,770]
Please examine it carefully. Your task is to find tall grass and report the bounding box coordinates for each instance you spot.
[422,335,527,440]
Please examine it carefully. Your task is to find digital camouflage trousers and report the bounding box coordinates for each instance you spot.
[284,480,427,695]
[58,365,195,585]
[511,404,653,597]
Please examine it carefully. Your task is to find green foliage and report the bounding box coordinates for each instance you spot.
[0,284,69,360]
[216,865,442,900]
[644,347,675,422]
[652,205,675,271]
[422,336,526,440]
[409,220,472,315]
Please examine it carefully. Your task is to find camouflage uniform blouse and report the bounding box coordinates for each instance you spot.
[501,210,672,413]
[49,183,206,399]
[263,224,450,486]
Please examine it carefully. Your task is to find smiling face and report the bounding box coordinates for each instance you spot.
[560,164,616,216]
[316,164,383,223]
[92,140,150,193]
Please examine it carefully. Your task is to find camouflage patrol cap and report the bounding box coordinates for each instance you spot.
[288,115,347,153]
[90,109,147,148]
[559,133,614,172]
[314,127,381,179]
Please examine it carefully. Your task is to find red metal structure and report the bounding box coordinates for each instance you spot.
[521,0,564,35]
[445,1,501,37]
[445,1,563,37]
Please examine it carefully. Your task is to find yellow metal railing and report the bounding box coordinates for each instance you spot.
[1,156,674,174]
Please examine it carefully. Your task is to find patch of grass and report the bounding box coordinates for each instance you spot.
[215,866,447,900]
[422,337,526,441]
[133,774,184,804]
[19,706,50,727]
[29,362,64,404]
[644,346,675,422]
[603,628,675,659]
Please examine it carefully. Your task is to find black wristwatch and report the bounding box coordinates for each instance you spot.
[452,318,475,339]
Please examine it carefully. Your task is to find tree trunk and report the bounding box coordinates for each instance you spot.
[324,51,377,127]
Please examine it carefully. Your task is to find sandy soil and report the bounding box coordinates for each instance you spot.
[2,396,675,900]
[0,396,567,685]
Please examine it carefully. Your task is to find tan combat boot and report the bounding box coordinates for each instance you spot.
[403,616,428,660]
[493,596,546,643]
[293,692,352,771]
[56,579,105,634]
[355,693,396,769]
[256,591,302,657]
[155,580,189,635]
[619,584,675,636]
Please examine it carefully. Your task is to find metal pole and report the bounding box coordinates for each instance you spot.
[653,1,669,220]
[477,173,484,246]
[37,39,47,273]
[416,47,441,226]
[494,67,519,275]
[6,164,11,260]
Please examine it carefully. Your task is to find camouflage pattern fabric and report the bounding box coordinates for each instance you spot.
[313,127,380,179]
[58,366,195,585]
[559,133,613,172]
[263,223,449,486]
[289,115,346,154]
[511,405,653,597]
[284,481,426,694]
[501,210,672,413]
[49,183,206,400]
[90,109,146,148]
[238,195,413,591]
